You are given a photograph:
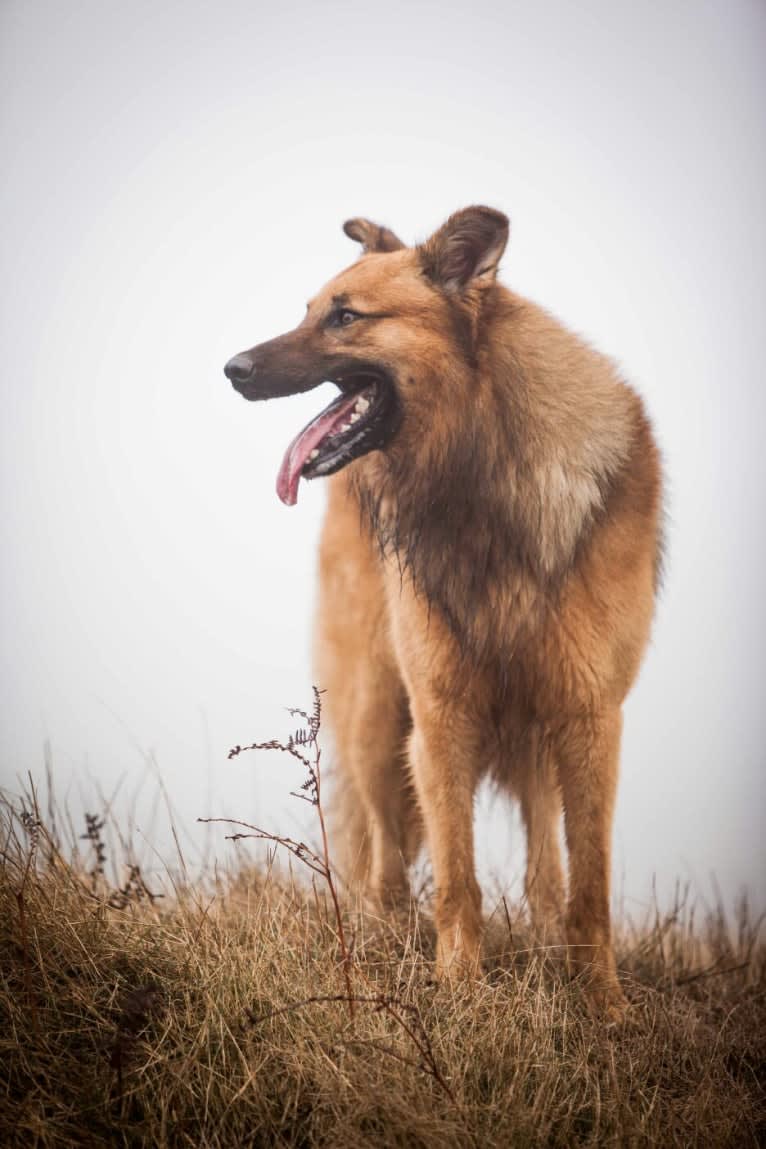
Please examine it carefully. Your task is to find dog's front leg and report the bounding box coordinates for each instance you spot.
[407,714,483,979]
[556,707,627,1019]
[516,729,565,942]
[386,572,484,978]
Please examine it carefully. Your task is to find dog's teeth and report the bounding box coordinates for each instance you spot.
[350,413,360,423]
[340,423,351,432]
[356,397,370,412]
[309,449,319,460]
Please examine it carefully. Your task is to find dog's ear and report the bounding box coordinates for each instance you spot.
[419,206,509,293]
[343,218,405,254]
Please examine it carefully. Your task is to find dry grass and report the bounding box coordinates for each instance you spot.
[2,723,765,1148]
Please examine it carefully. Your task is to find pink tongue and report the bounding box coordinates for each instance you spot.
[276,392,362,506]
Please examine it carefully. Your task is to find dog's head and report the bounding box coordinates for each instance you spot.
[224,206,509,504]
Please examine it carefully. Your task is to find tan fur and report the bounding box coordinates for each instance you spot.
[233,208,663,1017]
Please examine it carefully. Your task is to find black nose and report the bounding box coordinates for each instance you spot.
[224,353,255,383]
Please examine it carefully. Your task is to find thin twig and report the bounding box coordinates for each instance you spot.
[675,960,750,987]
[209,688,356,1017]
[197,819,328,880]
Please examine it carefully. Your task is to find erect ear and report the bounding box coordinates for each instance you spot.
[419,206,509,293]
[343,217,405,254]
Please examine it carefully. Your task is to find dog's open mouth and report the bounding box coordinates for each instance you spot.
[276,372,399,505]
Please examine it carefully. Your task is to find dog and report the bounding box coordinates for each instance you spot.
[224,207,663,1017]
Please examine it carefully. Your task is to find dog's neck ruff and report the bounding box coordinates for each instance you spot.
[351,353,638,662]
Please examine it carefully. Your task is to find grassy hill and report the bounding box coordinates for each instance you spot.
[2,739,764,1147]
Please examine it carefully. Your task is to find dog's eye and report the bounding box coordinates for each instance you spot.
[326,307,363,330]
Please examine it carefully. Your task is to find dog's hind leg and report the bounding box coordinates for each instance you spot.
[323,648,418,907]
[348,676,419,909]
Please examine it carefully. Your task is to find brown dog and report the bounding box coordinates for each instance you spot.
[224,207,663,1016]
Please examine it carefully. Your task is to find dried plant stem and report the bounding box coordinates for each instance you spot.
[205,687,356,1017]
[312,755,355,1016]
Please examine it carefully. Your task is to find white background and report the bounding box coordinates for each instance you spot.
[2,0,764,911]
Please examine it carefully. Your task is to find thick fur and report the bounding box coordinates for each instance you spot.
[242,208,663,1016]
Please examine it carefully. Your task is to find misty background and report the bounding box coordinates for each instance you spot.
[1,0,764,911]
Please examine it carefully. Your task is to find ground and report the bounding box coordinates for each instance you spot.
[2,781,764,1149]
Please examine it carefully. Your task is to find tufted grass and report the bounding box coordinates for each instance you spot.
[1,775,763,1149]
